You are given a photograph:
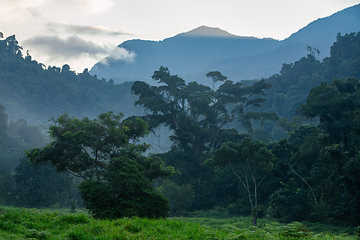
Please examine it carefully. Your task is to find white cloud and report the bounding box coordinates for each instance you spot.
[23,35,111,60]
[100,47,136,65]
[84,0,114,13]
[46,0,114,13]
[46,22,131,36]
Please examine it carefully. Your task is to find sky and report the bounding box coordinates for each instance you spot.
[1,0,359,73]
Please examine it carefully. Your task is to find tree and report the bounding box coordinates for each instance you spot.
[26,112,149,180]
[206,71,227,89]
[131,67,228,170]
[131,67,278,212]
[209,137,276,226]
[26,112,173,218]
[300,78,360,150]
[79,155,170,219]
[132,67,277,164]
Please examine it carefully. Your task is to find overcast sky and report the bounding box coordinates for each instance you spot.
[1,0,359,72]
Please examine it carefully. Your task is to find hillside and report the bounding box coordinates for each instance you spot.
[90,4,360,84]
[0,36,140,125]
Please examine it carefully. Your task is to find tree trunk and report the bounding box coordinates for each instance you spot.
[252,214,257,226]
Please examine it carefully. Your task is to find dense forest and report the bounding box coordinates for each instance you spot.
[0,31,360,226]
[0,35,140,125]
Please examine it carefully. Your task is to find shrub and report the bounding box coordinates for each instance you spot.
[79,157,169,219]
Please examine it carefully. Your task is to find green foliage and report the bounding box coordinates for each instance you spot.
[160,180,195,216]
[301,78,360,150]
[0,207,357,239]
[13,158,73,208]
[262,54,322,122]
[269,183,312,222]
[26,112,149,180]
[26,112,172,219]
[0,105,49,174]
[262,31,360,141]
[79,156,170,219]
[0,35,138,125]
[0,173,14,205]
[210,137,276,225]
[206,70,228,89]
[132,67,277,213]
[322,32,360,81]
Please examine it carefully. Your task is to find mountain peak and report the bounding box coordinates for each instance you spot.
[176,25,242,38]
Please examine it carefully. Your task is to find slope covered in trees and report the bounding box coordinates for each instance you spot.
[257,31,360,140]
[0,35,139,125]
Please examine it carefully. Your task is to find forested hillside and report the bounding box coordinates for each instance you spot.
[0,35,139,125]
[263,31,360,122]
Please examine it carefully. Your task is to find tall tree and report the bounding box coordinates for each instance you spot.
[206,71,227,89]
[131,67,277,211]
[132,67,277,164]
[209,137,276,226]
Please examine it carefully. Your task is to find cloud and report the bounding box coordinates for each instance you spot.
[100,47,137,65]
[82,0,114,13]
[23,35,111,60]
[46,22,131,36]
[45,0,114,13]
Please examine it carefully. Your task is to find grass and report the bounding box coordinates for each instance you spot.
[0,206,358,239]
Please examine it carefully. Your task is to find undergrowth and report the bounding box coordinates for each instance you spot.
[0,206,357,239]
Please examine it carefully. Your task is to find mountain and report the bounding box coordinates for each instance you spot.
[90,4,360,85]
[91,26,280,85]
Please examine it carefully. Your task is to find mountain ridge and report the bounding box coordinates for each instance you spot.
[174,25,256,39]
[90,3,360,84]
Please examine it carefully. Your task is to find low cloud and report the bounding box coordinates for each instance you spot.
[100,47,137,65]
[23,35,111,60]
[46,22,131,36]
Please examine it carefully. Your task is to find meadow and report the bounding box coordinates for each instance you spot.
[0,206,358,240]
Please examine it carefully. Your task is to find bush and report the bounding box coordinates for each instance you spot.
[269,187,312,222]
[160,180,194,216]
[79,157,169,219]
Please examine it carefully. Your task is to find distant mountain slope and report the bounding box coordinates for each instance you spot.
[91,26,280,85]
[285,3,360,54]
[90,4,360,84]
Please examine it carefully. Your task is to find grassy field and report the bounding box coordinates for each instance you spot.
[0,206,358,239]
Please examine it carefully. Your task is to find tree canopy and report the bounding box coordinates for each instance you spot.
[131,66,278,212]
[26,112,174,218]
